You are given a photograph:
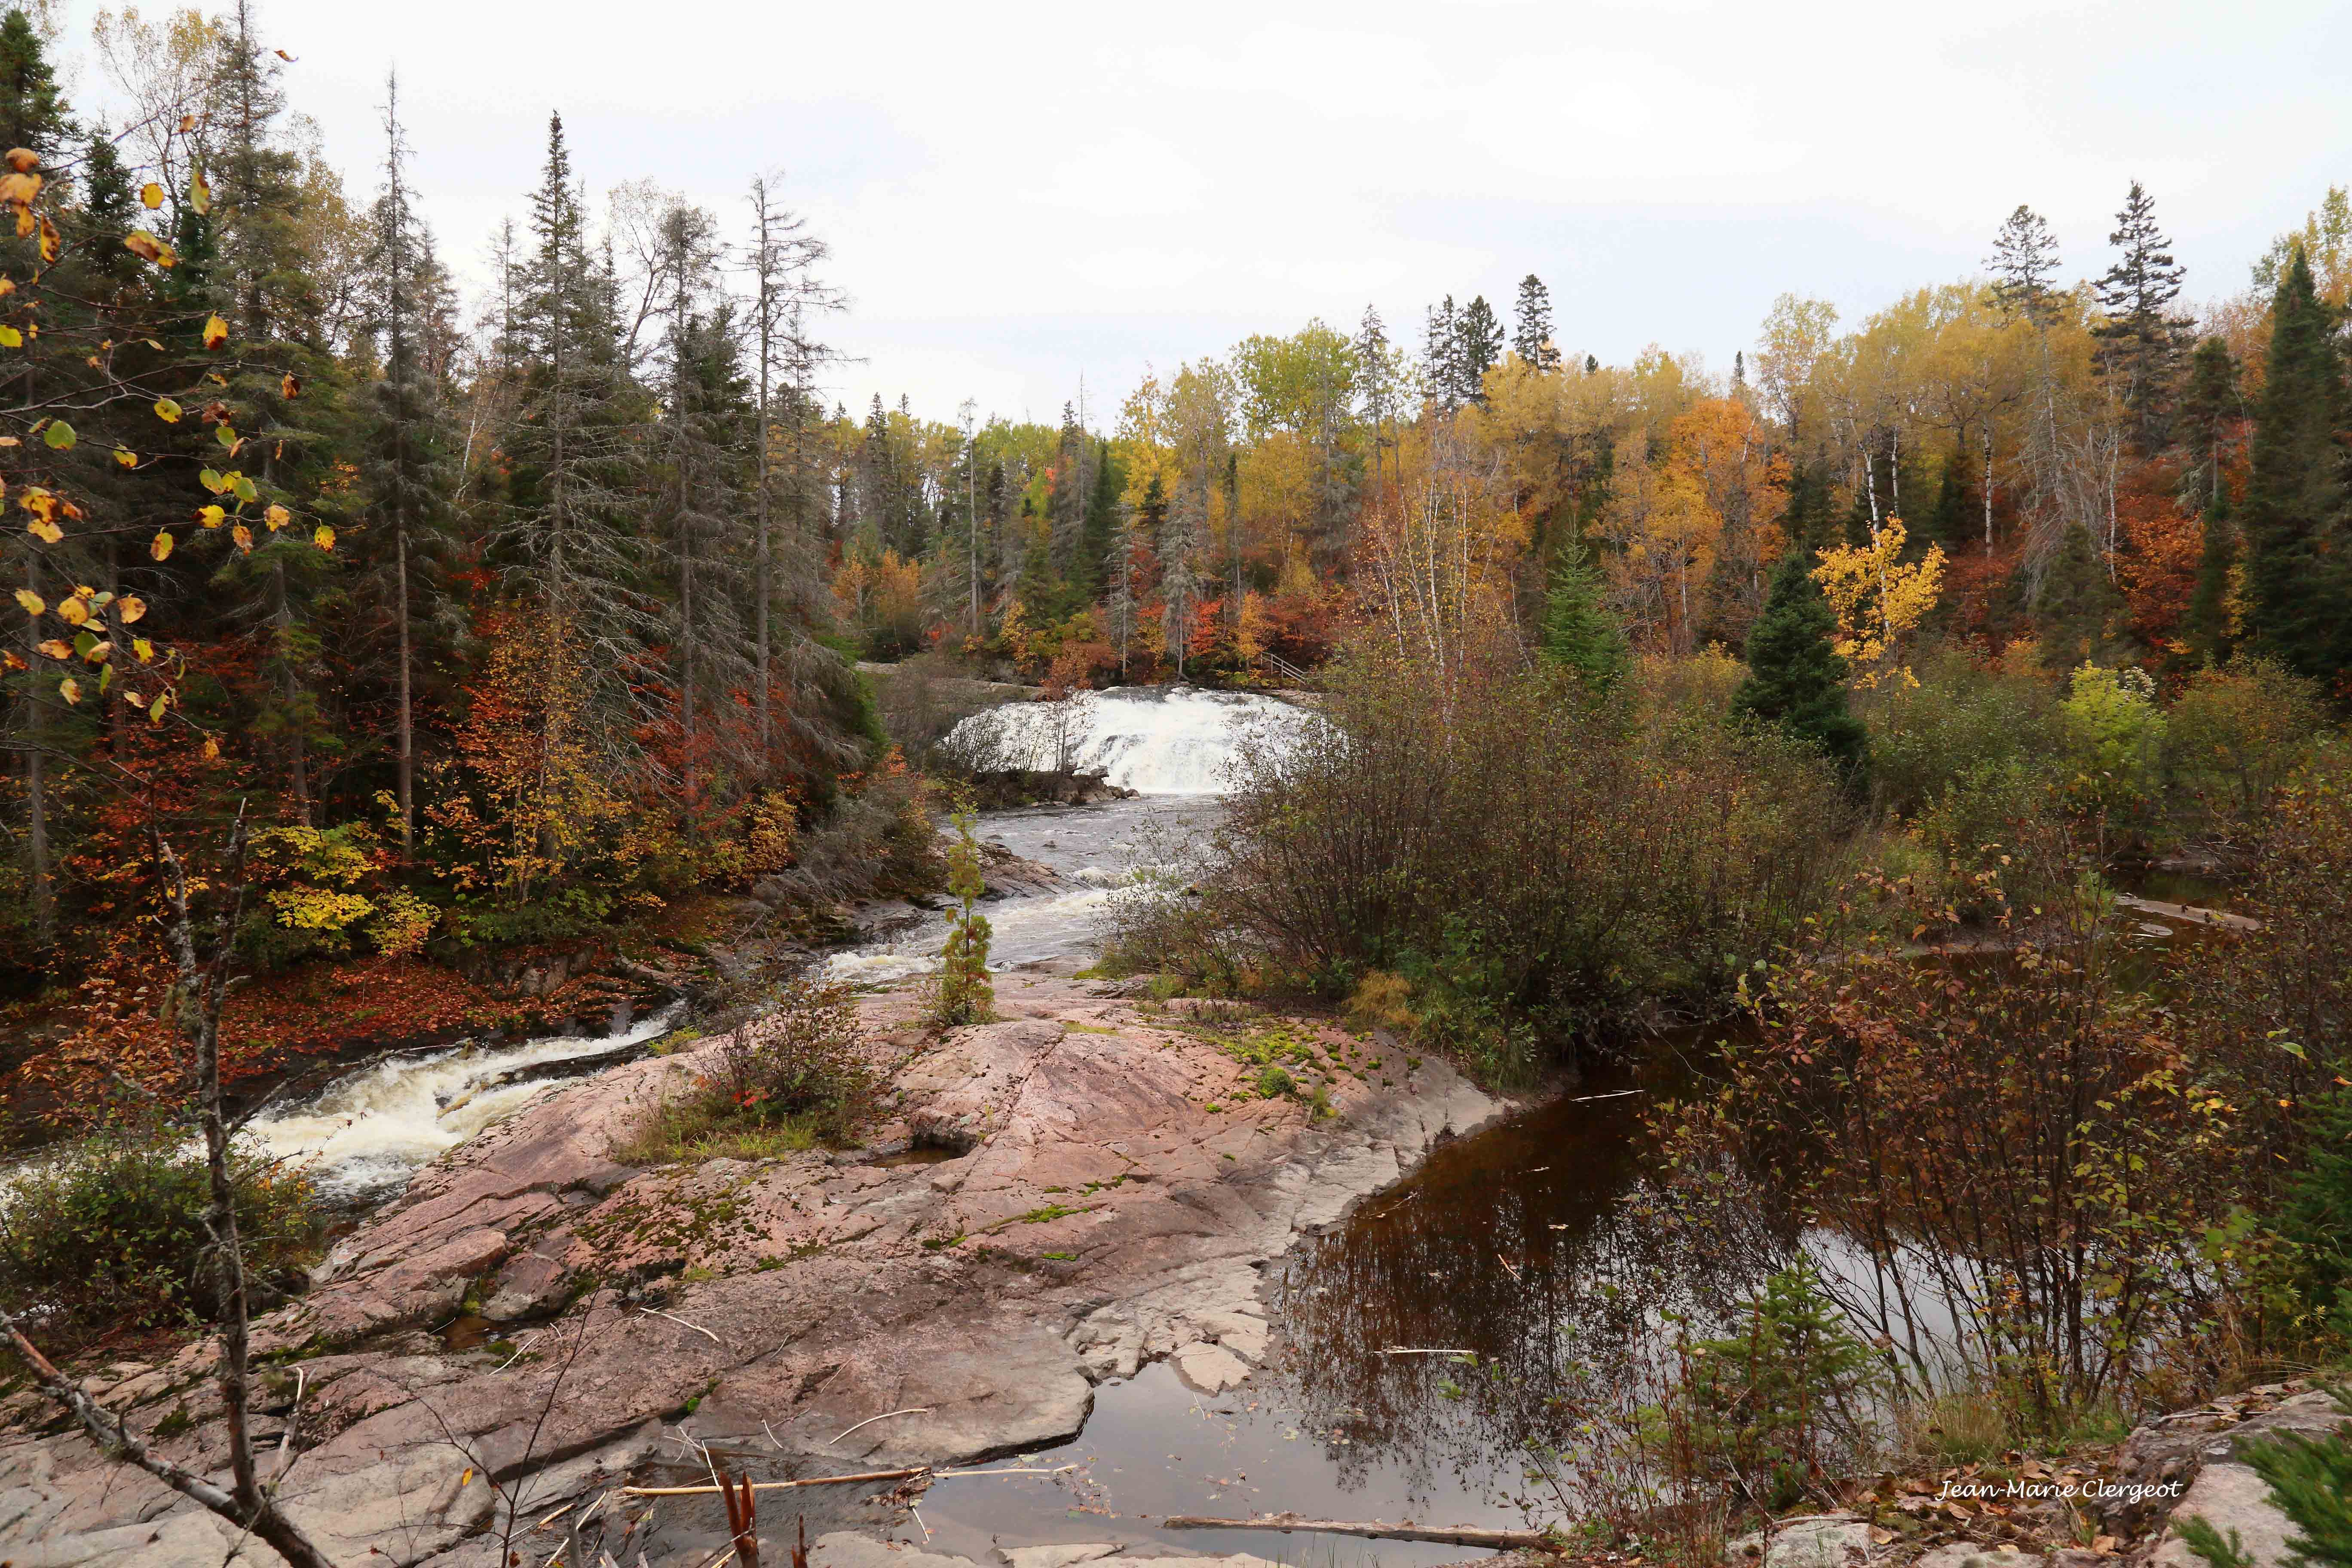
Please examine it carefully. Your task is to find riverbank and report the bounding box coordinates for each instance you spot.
[0,968,1505,1566]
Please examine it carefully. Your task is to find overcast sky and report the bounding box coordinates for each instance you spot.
[44,0,2352,429]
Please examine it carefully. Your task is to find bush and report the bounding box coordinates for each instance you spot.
[617,977,881,1163]
[1178,642,1849,1066]
[2164,657,2328,848]
[2058,662,2167,842]
[1859,648,2062,821]
[0,1120,326,1351]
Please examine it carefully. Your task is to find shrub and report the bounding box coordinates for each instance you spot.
[617,977,881,1164]
[1188,642,1848,1066]
[0,1120,326,1351]
[1859,648,2062,821]
[2164,657,2327,847]
[2058,662,2167,841]
[928,800,995,1027]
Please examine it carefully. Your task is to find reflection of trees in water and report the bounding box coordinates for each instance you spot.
[1266,1093,1790,1513]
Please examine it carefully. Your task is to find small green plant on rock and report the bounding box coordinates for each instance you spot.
[929,796,995,1027]
[614,977,879,1164]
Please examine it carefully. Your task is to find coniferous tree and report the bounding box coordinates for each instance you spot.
[1456,294,1504,404]
[2094,180,2191,453]
[1988,204,2062,325]
[1424,295,1459,412]
[2241,250,2351,683]
[1732,554,1867,775]
[1512,273,1559,371]
[360,70,460,857]
[2036,518,2122,665]
[2181,337,2242,665]
[0,6,69,162]
[1539,542,1629,695]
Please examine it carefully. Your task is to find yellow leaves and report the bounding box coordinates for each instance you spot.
[4,148,35,174]
[41,419,72,450]
[133,637,154,663]
[55,596,87,628]
[0,168,39,207]
[202,735,220,758]
[202,313,228,350]
[113,446,137,468]
[21,487,55,521]
[264,504,290,531]
[119,595,146,624]
[189,168,211,216]
[459,1468,474,1490]
[149,692,169,722]
[153,397,182,423]
[37,214,56,262]
[13,588,40,616]
[82,639,112,665]
[26,517,60,544]
[312,524,335,550]
[232,522,253,551]
[1812,516,1946,689]
[140,181,164,209]
[282,372,302,400]
[150,530,175,561]
[124,230,178,267]
[36,638,70,660]
[198,504,225,528]
[57,677,80,704]
[0,325,20,350]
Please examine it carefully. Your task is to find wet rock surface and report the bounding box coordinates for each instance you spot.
[0,971,1501,1565]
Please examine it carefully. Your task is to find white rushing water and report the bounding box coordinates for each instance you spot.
[943,685,1312,795]
[237,1005,682,1205]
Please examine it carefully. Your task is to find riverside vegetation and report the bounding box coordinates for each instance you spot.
[12,5,2352,1565]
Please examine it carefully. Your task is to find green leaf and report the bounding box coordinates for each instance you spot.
[230,474,257,503]
[43,420,74,450]
[215,423,237,448]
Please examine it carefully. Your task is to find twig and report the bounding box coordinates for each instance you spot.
[497,1332,545,1372]
[1564,1089,1645,1103]
[640,1307,722,1345]
[1160,1514,1557,1551]
[624,1467,929,1498]
[1377,1347,1473,1356]
[1497,1252,1523,1283]
[830,1407,932,1445]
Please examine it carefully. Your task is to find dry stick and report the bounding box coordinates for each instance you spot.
[1377,1347,1471,1356]
[830,1407,932,1446]
[642,1307,723,1345]
[1159,1515,1557,1552]
[622,1463,1078,1499]
[1562,1089,1645,1104]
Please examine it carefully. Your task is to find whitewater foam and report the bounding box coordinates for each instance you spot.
[943,685,1310,795]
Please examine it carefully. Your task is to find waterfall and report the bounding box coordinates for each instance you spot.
[942,685,1310,795]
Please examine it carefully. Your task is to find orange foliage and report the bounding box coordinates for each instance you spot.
[2115,459,2202,653]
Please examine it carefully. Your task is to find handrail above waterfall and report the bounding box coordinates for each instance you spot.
[1258,651,1318,689]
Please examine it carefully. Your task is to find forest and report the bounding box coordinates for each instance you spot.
[5,0,2352,1095]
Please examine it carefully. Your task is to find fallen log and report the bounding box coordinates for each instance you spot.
[1159,1513,1559,1551]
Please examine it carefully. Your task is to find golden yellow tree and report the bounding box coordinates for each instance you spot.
[1811,517,1946,687]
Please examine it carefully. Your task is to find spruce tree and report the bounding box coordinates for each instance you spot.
[1988,204,2062,325]
[1732,554,1867,774]
[1424,295,1459,412]
[2093,181,2191,453]
[2036,518,2122,665]
[0,7,69,163]
[1539,541,1630,695]
[1457,294,1504,404]
[1512,273,1560,371]
[2241,250,2351,684]
[2181,337,2242,665]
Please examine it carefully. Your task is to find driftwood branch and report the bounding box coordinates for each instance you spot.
[1160,1513,1559,1552]
[622,1463,1077,1498]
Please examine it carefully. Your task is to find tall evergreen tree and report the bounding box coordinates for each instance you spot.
[0,6,69,162]
[1456,294,1504,404]
[1988,204,2062,325]
[1424,294,1459,412]
[1539,541,1629,695]
[2093,180,2191,453]
[1512,273,1560,371]
[2036,518,2123,665]
[360,71,460,857]
[1732,554,1867,775]
[2241,250,2351,683]
[2181,337,2242,665]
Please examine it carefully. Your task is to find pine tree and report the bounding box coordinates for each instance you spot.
[2036,518,2122,665]
[0,6,70,163]
[2181,337,2242,665]
[2241,250,2351,684]
[1457,294,1504,404]
[2094,181,2191,452]
[1512,273,1559,371]
[360,71,461,857]
[1538,541,1630,695]
[1424,295,1458,412]
[1988,204,2062,325]
[1732,554,1867,774]
[1357,305,1396,493]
